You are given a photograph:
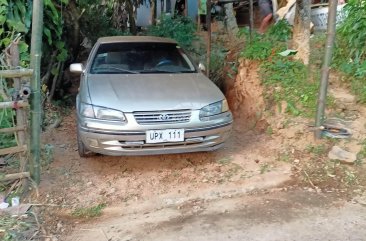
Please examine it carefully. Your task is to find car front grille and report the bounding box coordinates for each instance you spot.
[133,110,191,125]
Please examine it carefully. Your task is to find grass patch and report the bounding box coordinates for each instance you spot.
[216,157,232,165]
[72,203,106,218]
[305,144,327,156]
[259,163,271,174]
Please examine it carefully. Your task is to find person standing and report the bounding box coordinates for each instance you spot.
[175,0,185,15]
[259,0,273,33]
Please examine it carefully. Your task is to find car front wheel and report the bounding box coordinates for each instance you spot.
[77,130,94,158]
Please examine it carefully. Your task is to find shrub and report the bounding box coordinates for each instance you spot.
[147,15,197,52]
[334,0,366,102]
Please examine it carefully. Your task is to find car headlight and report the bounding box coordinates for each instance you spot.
[199,99,229,119]
[80,102,126,122]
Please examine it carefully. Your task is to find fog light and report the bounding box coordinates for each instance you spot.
[86,138,99,148]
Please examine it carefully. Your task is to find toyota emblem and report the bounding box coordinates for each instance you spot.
[159,114,170,121]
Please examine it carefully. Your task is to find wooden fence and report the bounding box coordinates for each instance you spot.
[0,49,33,182]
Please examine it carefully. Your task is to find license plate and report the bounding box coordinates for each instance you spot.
[146,129,184,144]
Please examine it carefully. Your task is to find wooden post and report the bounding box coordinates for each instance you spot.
[197,0,201,31]
[184,0,188,16]
[249,0,254,42]
[206,0,211,76]
[9,39,28,173]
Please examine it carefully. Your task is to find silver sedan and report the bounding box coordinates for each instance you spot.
[70,36,233,157]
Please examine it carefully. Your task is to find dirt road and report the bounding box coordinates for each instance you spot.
[66,190,366,241]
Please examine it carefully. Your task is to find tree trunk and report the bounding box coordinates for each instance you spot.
[224,3,239,39]
[150,0,156,25]
[292,0,311,65]
[126,0,137,34]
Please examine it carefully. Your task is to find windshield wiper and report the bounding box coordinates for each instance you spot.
[93,66,139,74]
[140,69,181,73]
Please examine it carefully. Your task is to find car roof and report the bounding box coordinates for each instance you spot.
[97,36,178,44]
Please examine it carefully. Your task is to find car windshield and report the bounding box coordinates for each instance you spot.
[90,42,197,74]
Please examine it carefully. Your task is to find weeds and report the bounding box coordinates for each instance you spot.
[277,152,290,163]
[216,157,232,165]
[259,163,271,174]
[72,203,106,218]
[356,139,366,164]
[306,144,327,156]
[343,169,358,186]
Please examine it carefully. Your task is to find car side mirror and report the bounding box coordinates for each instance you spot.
[198,62,206,73]
[70,63,84,74]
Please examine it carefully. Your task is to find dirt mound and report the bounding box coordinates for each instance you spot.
[226,59,267,132]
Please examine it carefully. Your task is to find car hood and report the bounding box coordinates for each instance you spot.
[86,73,224,112]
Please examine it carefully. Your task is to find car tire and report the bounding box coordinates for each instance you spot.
[77,130,94,158]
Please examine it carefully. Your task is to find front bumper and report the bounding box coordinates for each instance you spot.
[78,111,233,156]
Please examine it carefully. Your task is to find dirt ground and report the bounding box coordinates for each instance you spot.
[28,61,366,240]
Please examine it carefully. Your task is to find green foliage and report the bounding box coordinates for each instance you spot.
[0,79,16,149]
[241,40,273,60]
[334,0,366,102]
[0,0,31,66]
[239,20,290,60]
[267,19,292,42]
[72,203,106,218]
[337,0,366,65]
[77,1,128,44]
[261,56,319,116]
[147,15,197,52]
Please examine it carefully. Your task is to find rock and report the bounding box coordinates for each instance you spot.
[56,222,63,232]
[328,146,357,164]
[86,181,93,187]
[109,188,116,194]
[293,159,300,164]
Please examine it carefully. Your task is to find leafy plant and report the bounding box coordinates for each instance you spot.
[240,40,273,60]
[334,0,366,102]
[260,56,319,116]
[267,19,292,42]
[147,14,198,52]
[72,203,106,218]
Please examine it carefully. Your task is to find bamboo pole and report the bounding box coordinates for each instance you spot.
[0,100,29,109]
[0,172,30,182]
[315,0,338,139]
[29,0,44,184]
[206,0,212,76]
[0,69,33,78]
